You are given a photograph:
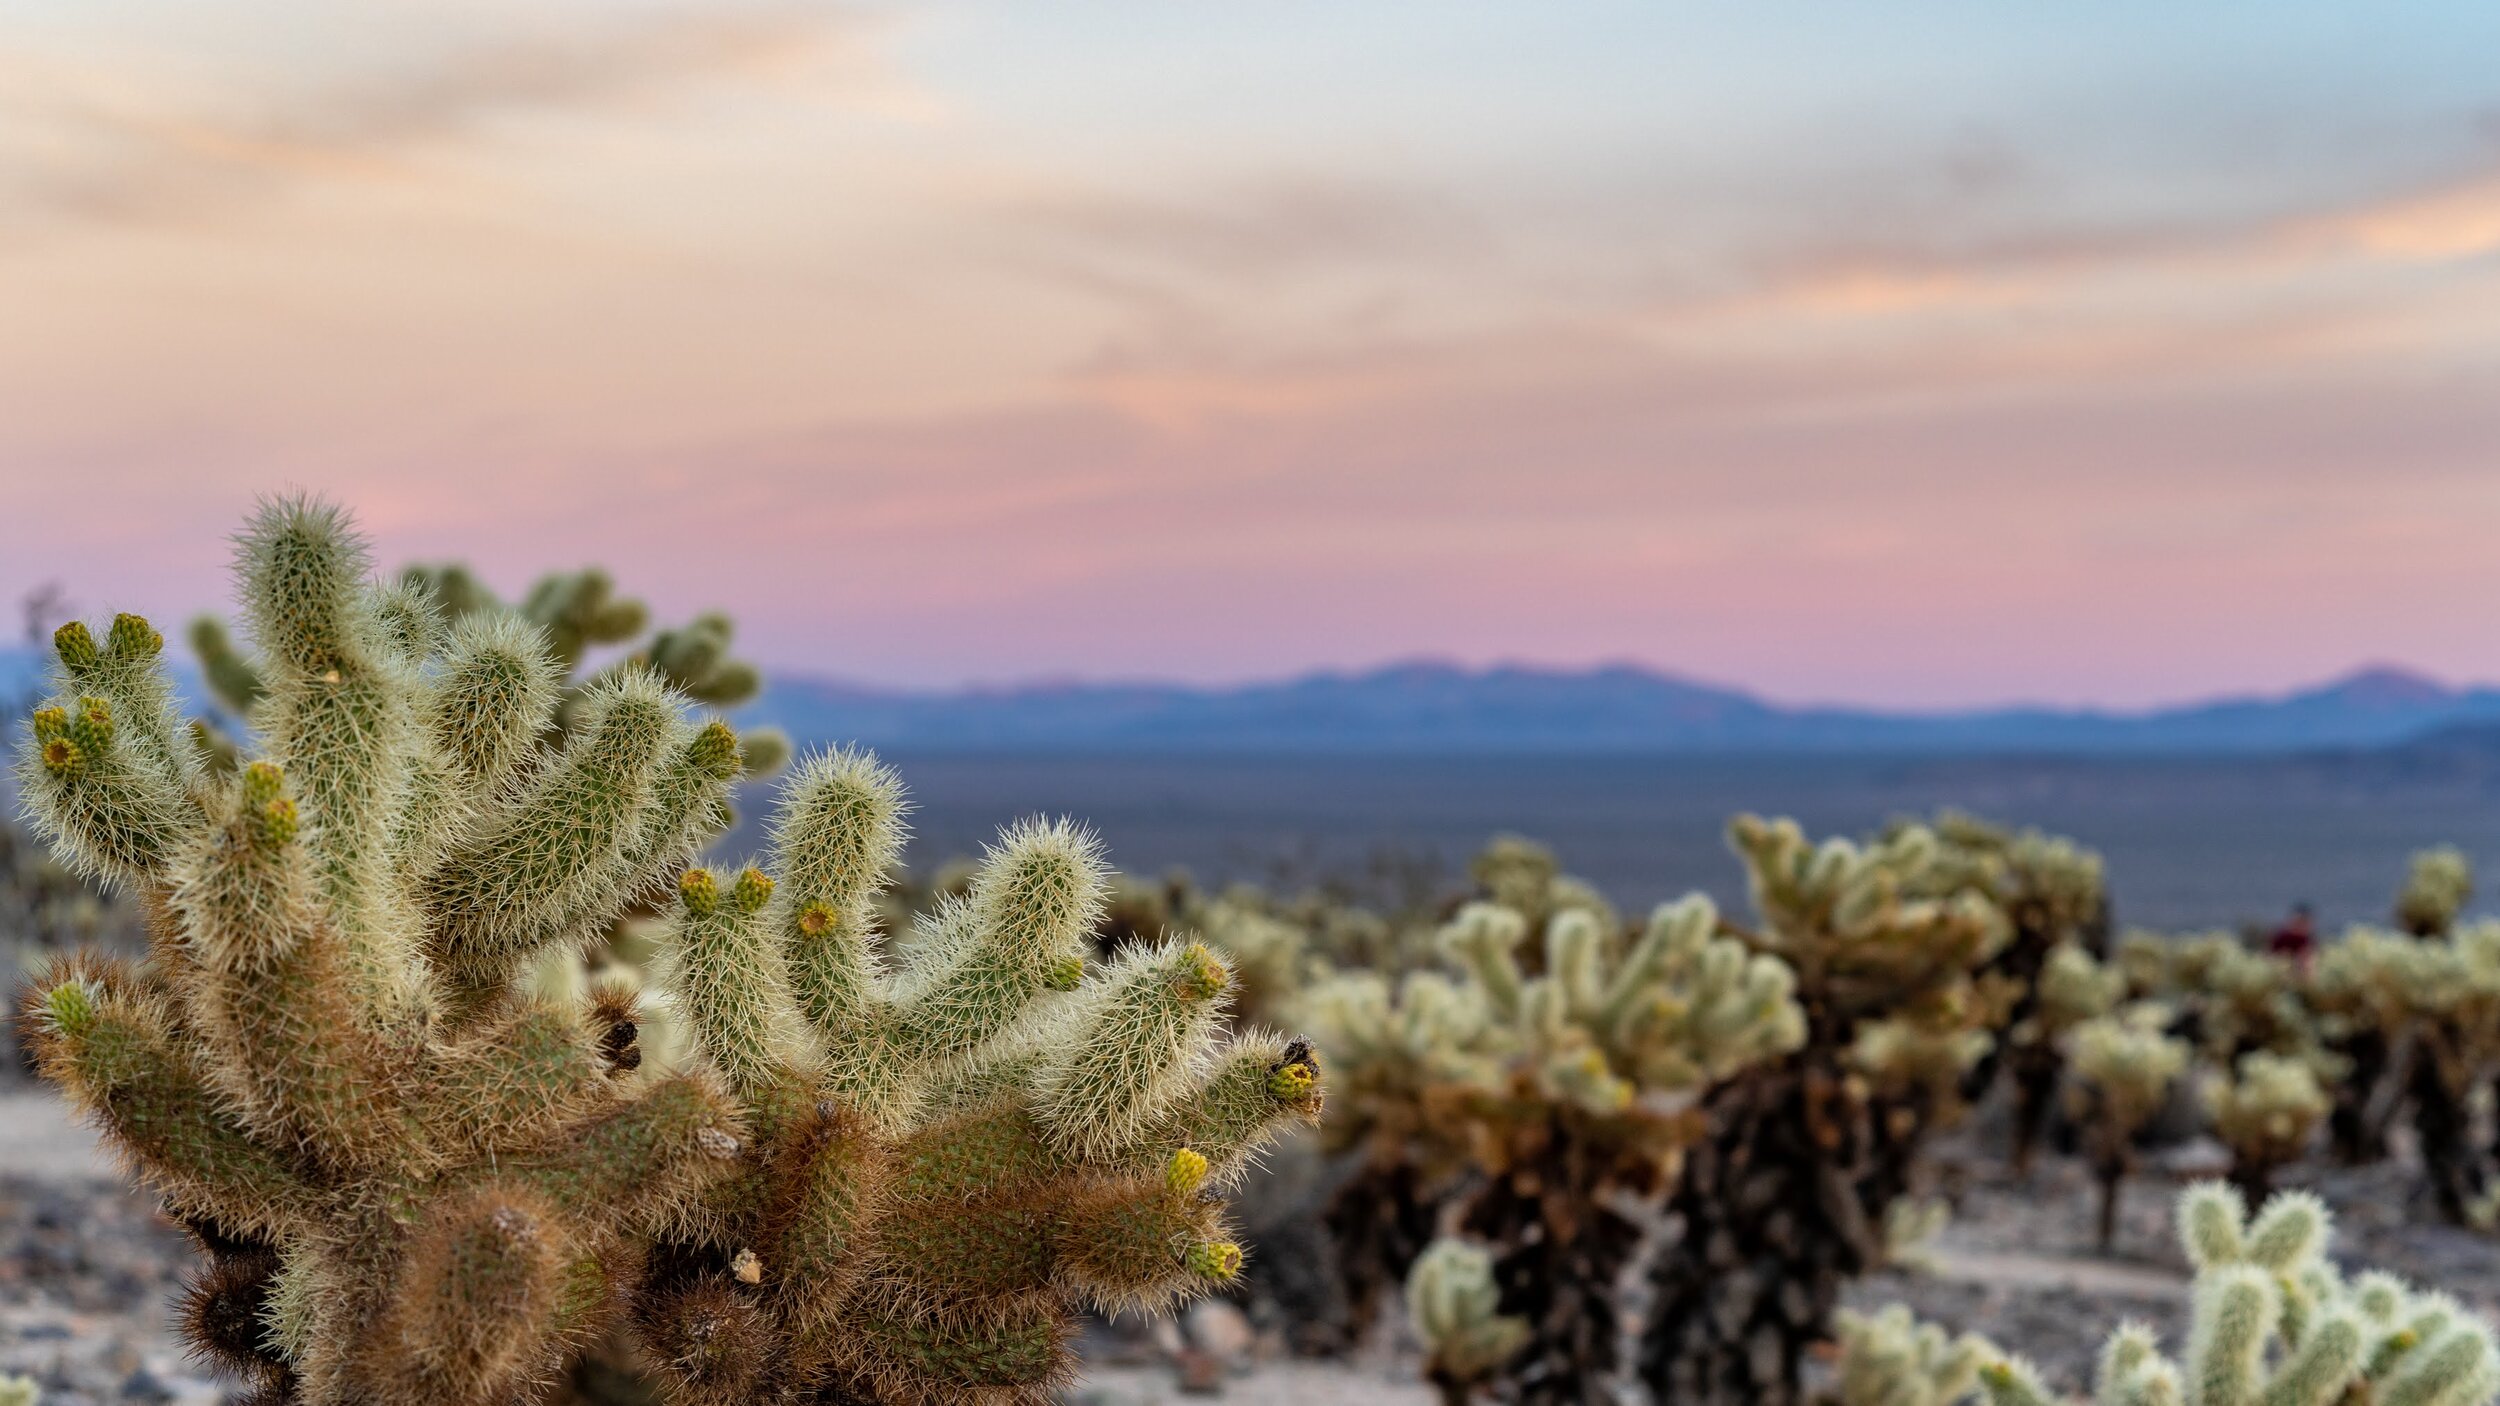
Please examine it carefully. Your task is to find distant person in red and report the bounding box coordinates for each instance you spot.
[2267,902,2317,969]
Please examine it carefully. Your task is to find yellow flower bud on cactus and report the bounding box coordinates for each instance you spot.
[53,620,97,670]
[679,868,721,918]
[797,903,834,938]
[1173,943,1228,1002]
[108,612,163,660]
[1166,1147,1209,1195]
[40,736,82,778]
[257,798,300,852]
[242,761,284,806]
[688,720,741,780]
[1186,1241,1243,1282]
[731,867,774,915]
[1268,1059,1317,1101]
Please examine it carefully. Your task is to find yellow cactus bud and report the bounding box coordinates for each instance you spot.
[107,612,163,659]
[52,620,97,669]
[1173,942,1229,1002]
[1268,1060,1317,1101]
[731,867,774,915]
[242,760,285,805]
[257,797,300,851]
[679,868,721,917]
[1167,1147,1210,1195]
[40,736,82,778]
[796,903,834,938]
[1186,1241,1243,1282]
[30,706,65,741]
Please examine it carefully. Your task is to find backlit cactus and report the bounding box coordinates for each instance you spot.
[2006,942,2125,1175]
[13,498,1318,1406]
[1642,814,2016,1406]
[2204,1051,2330,1202]
[1302,872,1803,1401]
[630,752,1323,1405]
[2398,845,2474,938]
[2064,1009,2188,1250]
[1406,1239,1530,1406]
[1832,1304,1992,1406]
[1971,1184,2499,1406]
[192,559,788,781]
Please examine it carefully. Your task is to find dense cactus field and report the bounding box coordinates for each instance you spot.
[7,498,2500,1405]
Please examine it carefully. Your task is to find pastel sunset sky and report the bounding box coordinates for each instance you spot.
[5,3,2500,707]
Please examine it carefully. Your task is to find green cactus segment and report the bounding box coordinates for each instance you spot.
[426,669,678,992]
[17,690,194,884]
[519,1074,743,1225]
[664,865,805,1098]
[1408,1239,1531,1394]
[20,969,301,1236]
[431,1002,609,1157]
[374,1188,571,1401]
[1031,939,1230,1159]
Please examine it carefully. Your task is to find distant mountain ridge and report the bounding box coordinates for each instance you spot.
[6,647,2497,755]
[753,659,2500,755]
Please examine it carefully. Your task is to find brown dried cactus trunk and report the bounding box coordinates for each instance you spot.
[2410,1035,2489,1223]
[1458,1118,1641,1406]
[1638,1057,1927,1406]
[1320,1156,1442,1352]
[2005,1039,2063,1178]
[2328,1028,2393,1165]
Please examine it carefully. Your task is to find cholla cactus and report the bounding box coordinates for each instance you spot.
[1973,1184,2499,1406]
[2204,1051,2330,1201]
[2398,845,2474,937]
[18,500,754,1405]
[632,755,1324,1405]
[1406,1239,1529,1406]
[2005,943,2125,1175]
[2305,927,2422,1164]
[14,498,1320,1406]
[1298,966,1502,1342]
[2383,921,2500,1220]
[1467,834,1617,958]
[2065,1010,2189,1251]
[1301,878,1804,1401]
[1642,815,2014,1406]
[1832,1304,1992,1406]
[192,561,788,780]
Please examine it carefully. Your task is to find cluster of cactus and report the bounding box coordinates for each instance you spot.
[1830,1304,1991,1406]
[1963,1184,2498,1406]
[189,559,788,780]
[12,499,1320,1406]
[1405,1240,1529,1406]
[1304,858,1806,1402]
[1629,815,2017,1405]
[2003,941,2125,1176]
[2063,1006,2189,1249]
[2398,845,2474,937]
[2203,1051,2331,1201]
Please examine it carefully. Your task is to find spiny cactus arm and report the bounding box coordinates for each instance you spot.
[52,614,197,796]
[426,611,561,803]
[188,614,267,718]
[167,761,411,1175]
[635,612,762,709]
[19,965,305,1236]
[1441,902,1529,1020]
[1098,1029,1324,1180]
[888,818,1105,1067]
[427,999,613,1158]
[661,865,810,1098]
[360,1184,576,1406]
[771,748,910,1038]
[515,1072,745,1231]
[1974,1356,2062,1406]
[755,1099,890,1305]
[811,1279,1072,1403]
[426,668,682,992]
[737,727,791,779]
[1408,1239,1530,1396]
[1833,1304,1993,1406]
[586,719,744,919]
[239,498,431,1023]
[1050,1150,1242,1314]
[1600,895,1714,1033]
[1029,939,1231,1160]
[17,691,195,886]
[523,568,647,672]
